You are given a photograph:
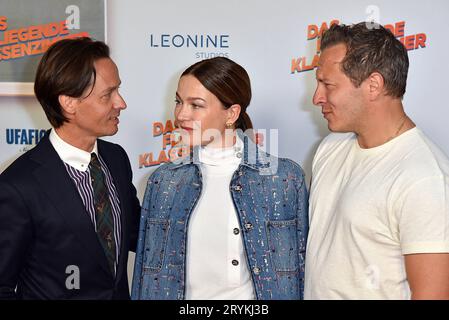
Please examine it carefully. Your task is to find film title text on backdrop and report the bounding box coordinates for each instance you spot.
[138,120,266,169]
[0,16,89,61]
[291,20,427,74]
[139,120,188,168]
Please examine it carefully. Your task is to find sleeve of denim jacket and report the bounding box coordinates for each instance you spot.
[291,160,309,299]
[296,167,309,252]
[130,175,155,300]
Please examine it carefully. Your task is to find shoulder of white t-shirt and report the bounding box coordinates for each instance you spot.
[317,132,355,153]
[311,132,355,170]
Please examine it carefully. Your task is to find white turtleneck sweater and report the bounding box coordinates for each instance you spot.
[185,136,255,300]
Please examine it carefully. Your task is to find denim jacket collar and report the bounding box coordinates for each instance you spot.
[169,130,278,175]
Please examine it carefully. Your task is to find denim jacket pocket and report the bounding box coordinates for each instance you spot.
[143,218,170,273]
[266,219,299,273]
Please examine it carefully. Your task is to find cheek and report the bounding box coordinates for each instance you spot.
[326,90,337,104]
[199,115,217,131]
[197,117,226,142]
[327,91,346,111]
[83,101,104,113]
[77,106,96,123]
[93,109,108,122]
[194,111,217,128]
[174,106,180,118]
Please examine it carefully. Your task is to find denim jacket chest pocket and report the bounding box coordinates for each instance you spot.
[143,218,170,273]
[266,218,299,273]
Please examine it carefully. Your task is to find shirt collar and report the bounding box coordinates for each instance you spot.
[199,135,243,166]
[170,130,277,175]
[49,129,98,172]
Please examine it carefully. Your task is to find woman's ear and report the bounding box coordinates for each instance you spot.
[226,104,242,125]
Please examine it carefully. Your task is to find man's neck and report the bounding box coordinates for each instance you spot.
[55,125,97,152]
[356,100,415,149]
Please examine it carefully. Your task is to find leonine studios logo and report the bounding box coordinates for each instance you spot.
[149,33,230,59]
[291,19,428,75]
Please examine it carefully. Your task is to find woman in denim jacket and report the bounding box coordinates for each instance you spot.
[132,57,308,300]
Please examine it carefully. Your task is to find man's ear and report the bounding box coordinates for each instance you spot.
[364,72,385,101]
[58,95,78,117]
[226,104,241,125]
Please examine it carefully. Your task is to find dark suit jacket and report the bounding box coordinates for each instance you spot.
[0,132,141,299]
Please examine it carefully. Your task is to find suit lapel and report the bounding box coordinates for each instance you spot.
[30,134,112,277]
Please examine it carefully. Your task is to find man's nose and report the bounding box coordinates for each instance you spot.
[115,93,127,110]
[313,86,326,106]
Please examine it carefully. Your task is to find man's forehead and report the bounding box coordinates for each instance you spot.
[85,58,119,94]
[319,47,346,66]
[94,58,116,75]
[94,59,119,79]
[316,45,346,74]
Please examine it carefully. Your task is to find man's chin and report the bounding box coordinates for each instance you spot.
[327,122,336,132]
[98,127,119,138]
[328,125,352,133]
[327,122,342,133]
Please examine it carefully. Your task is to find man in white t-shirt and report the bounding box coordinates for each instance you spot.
[304,22,449,299]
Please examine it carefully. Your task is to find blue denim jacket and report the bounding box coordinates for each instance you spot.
[131,134,309,300]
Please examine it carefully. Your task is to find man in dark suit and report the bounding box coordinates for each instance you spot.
[0,37,141,299]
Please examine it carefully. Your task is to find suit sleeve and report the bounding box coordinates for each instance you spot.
[0,181,32,300]
[120,146,141,252]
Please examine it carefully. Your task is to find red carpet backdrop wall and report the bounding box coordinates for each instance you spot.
[1,0,448,281]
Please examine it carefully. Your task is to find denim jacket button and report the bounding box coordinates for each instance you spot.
[238,171,243,176]
[233,228,240,235]
[253,267,261,275]
[234,185,242,191]
[232,259,239,266]
[245,222,253,231]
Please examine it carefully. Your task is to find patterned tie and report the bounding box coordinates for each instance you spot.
[89,153,116,276]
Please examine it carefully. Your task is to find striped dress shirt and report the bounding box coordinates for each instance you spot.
[49,130,122,274]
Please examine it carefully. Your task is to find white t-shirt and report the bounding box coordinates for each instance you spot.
[305,128,449,299]
[185,136,255,300]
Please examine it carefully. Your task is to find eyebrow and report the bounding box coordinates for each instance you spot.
[315,73,333,82]
[100,81,121,94]
[175,92,206,102]
[316,75,335,83]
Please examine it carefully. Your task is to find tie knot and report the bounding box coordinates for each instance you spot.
[90,152,101,169]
